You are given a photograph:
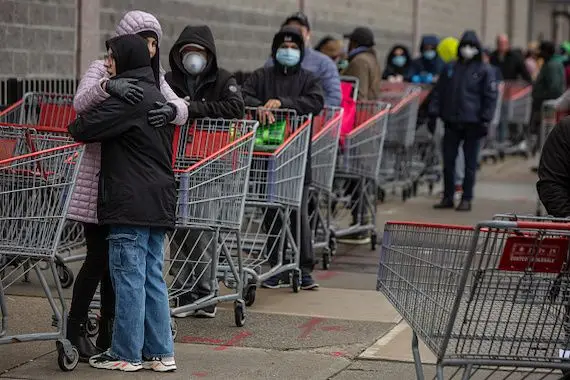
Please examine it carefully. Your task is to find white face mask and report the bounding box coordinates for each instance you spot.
[182,52,207,75]
[460,46,479,60]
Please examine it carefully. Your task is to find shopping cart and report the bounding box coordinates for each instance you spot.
[378,219,570,379]
[230,107,311,304]
[308,106,342,269]
[0,93,84,288]
[0,125,84,371]
[479,81,505,164]
[500,81,532,158]
[377,86,421,201]
[331,101,389,250]
[166,118,257,329]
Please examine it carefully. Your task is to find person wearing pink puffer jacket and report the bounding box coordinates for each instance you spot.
[67,10,187,362]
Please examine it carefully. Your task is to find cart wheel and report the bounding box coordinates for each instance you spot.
[86,316,99,337]
[402,188,409,202]
[244,285,256,307]
[58,265,74,289]
[412,181,418,197]
[291,270,300,293]
[329,236,337,257]
[234,300,246,327]
[57,341,79,372]
[428,182,434,195]
[171,318,178,340]
[322,252,330,270]
[370,232,377,251]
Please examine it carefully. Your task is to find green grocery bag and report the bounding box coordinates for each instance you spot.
[254,120,287,152]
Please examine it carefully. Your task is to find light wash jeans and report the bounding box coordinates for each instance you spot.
[107,225,173,363]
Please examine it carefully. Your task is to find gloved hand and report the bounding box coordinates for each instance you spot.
[148,102,177,128]
[105,78,144,105]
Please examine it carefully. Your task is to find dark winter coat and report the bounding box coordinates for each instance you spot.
[489,49,532,82]
[428,31,498,135]
[68,35,176,228]
[165,25,244,119]
[537,116,570,217]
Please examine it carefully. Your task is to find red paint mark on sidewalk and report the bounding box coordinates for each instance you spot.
[213,330,253,351]
[331,351,349,358]
[192,371,209,377]
[181,336,224,344]
[315,271,340,281]
[298,317,325,339]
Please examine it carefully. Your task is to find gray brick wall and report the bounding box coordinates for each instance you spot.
[0,0,76,78]
[0,0,561,79]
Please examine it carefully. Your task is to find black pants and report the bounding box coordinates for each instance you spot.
[69,223,114,320]
[263,185,315,275]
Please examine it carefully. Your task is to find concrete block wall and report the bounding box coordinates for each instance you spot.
[0,0,563,78]
[0,0,76,78]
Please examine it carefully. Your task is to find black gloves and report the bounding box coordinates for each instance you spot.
[148,102,177,128]
[105,78,144,105]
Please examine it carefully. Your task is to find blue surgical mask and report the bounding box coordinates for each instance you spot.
[392,55,407,67]
[276,48,301,67]
[423,50,436,60]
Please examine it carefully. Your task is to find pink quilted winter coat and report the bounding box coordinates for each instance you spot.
[67,10,188,224]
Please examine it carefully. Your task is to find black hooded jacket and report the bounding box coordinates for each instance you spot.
[68,34,176,228]
[382,44,413,80]
[165,25,244,119]
[242,26,324,116]
[429,30,498,131]
[537,116,570,217]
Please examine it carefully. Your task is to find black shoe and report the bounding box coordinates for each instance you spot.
[433,198,454,209]
[194,305,217,318]
[95,317,113,351]
[455,200,472,212]
[67,317,101,362]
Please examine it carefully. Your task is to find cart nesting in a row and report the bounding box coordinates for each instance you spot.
[378,217,570,379]
[0,93,86,288]
[0,125,85,371]
[308,106,343,269]
[167,118,258,330]
[499,81,533,158]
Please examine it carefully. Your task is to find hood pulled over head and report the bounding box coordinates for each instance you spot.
[170,25,218,78]
[458,30,482,61]
[106,34,153,82]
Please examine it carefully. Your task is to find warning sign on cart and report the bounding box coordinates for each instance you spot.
[498,236,569,273]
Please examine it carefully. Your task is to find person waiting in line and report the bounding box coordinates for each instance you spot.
[429,30,498,212]
[265,12,340,107]
[314,35,347,73]
[382,44,413,83]
[69,34,177,373]
[242,25,324,290]
[68,10,187,362]
[152,24,244,320]
[342,26,382,101]
[409,34,445,84]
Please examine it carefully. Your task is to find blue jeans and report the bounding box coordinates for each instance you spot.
[442,126,481,202]
[107,225,173,363]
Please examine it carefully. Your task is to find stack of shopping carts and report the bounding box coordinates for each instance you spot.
[0,124,85,371]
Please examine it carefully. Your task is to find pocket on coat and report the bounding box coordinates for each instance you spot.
[108,233,139,272]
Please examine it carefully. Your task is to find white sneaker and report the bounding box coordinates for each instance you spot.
[143,356,177,372]
[89,351,142,372]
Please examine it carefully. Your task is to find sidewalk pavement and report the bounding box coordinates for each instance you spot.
[1,156,559,379]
